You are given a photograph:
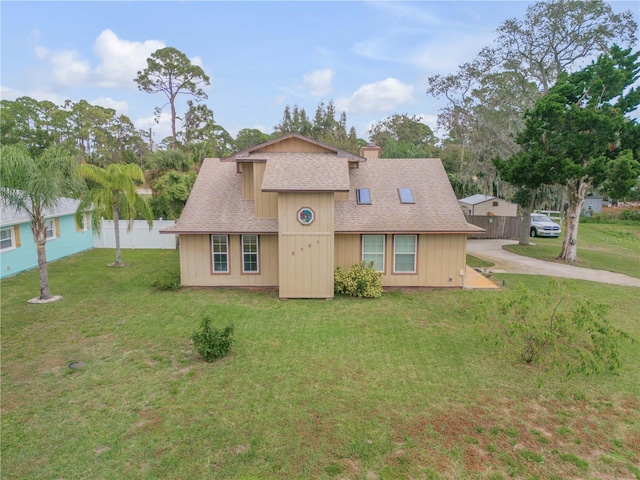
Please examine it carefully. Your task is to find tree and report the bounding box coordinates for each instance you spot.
[368,113,437,157]
[428,0,638,202]
[234,128,271,151]
[76,164,154,266]
[0,145,82,301]
[150,170,197,220]
[135,47,210,150]
[514,46,640,262]
[273,104,312,136]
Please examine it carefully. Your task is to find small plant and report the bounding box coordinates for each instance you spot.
[482,279,636,375]
[151,268,181,291]
[191,316,234,362]
[334,262,383,298]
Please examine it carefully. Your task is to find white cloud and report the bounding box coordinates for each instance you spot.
[89,97,129,115]
[303,68,334,97]
[336,78,415,115]
[34,46,91,87]
[93,29,165,88]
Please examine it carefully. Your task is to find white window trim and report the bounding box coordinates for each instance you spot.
[241,235,260,273]
[362,234,385,272]
[79,213,89,232]
[0,227,16,252]
[393,234,417,273]
[45,219,57,240]
[211,235,229,273]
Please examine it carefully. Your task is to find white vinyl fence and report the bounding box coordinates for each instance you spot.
[93,220,177,249]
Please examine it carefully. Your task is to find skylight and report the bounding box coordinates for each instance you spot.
[398,188,415,204]
[356,188,371,205]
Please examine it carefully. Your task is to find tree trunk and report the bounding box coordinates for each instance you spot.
[519,190,536,246]
[170,94,177,150]
[31,218,52,300]
[113,195,123,266]
[559,177,588,263]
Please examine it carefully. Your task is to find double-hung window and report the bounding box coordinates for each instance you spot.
[242,235,259,273]
[45,219,56,240]
[211,235,229,273]
[362,235,385,272]
[1,228,15,251]
[393,235,417,273]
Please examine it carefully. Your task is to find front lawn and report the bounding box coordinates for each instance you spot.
[503,222,640,278]
[2,249,639,479]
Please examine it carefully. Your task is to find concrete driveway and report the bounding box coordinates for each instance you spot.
[467,239,640,288]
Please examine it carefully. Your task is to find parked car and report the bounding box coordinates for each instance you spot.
[530,213,561,237]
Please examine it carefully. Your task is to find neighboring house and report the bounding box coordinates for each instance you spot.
[582,195,603,217]
[0,196,93,279]
[458,194,518,217]
[161,134,483,298]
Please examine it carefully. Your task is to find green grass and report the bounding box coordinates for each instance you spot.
[504,222,640,278]
[2,249,639,479]
[466,254,495,268]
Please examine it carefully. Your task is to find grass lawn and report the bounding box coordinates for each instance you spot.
[2,249,639,479]
[466,254,495,268]
[503,222,640,278]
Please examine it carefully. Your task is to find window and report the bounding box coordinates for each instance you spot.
[45,219,56,240]
[362,235,385,272]
[492,201,499,207]
[394,235,417,273]
[77,213,89,232]
[211,235,229,273]
[356,188,371,205]
[398,188,415,204]
[1,228,15,251]
[242,235,259,273]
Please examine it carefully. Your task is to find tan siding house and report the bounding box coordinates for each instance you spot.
[458,194,519,217]
[162,134,483,298]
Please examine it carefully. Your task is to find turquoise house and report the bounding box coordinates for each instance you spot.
[0,196,93,279]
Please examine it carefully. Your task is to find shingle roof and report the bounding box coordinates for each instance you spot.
[161,159,278,234]
[261,153,350,192]
[0,195,82,227]
[164,155,483,235]
[458,194,495,205]
[335,158,483,233]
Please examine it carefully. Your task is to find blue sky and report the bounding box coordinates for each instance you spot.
[1,1,637,143]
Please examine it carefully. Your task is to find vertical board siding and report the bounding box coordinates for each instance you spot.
[252,162,278,218]
[257,137,333,154]
[278,192,334,298]
[333,233,467,288]
[242,162,254,200]
[179,234,278,287]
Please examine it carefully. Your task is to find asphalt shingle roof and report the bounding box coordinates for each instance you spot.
[163,154,483,235]
[0,195,82,227]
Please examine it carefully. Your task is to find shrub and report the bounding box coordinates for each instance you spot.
[334,262,383,298]
[191,316,234,362]
[619,208,640,222]
[151,268,182,291]
[481,279,635,375]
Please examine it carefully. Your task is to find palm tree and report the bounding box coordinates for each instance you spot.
[77,163,153,266]
[0,144,82,301]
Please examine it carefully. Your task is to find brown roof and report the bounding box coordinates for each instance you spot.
[335,158,483,233]
[261,153,350,192]
[161,159,278,234]
[163,155,482,235]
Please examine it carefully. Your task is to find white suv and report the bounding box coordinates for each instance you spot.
[530,213,561,237]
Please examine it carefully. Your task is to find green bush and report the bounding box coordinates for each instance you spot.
[191,317,234,362]
[482,279,636,375]
[334,262,383,298]
[619,208,640,222]
[151,268,182,291]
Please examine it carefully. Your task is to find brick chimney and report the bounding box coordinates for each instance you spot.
[360,144,381,159]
